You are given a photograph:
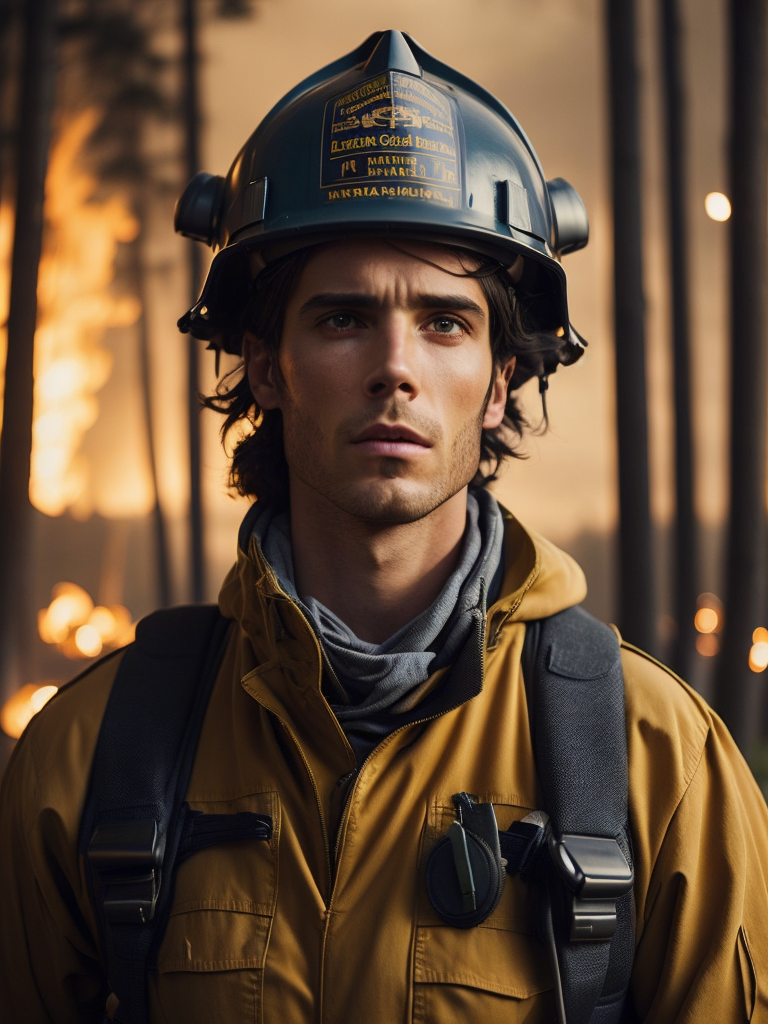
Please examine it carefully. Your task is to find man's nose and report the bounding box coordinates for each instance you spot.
[362,318,420,399]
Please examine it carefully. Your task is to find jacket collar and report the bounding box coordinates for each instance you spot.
[218,500,587,678]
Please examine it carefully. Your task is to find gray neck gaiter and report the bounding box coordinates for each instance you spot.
[253,490,504,724]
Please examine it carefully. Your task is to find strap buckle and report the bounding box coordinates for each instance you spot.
[548,833,634,941]
[87,820,161,924]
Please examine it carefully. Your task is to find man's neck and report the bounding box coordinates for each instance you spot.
[288,481,469,644]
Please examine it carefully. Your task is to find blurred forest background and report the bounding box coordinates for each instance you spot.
[0,0,766,784]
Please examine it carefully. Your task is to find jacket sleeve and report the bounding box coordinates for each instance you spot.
[0,735,108,1022]
[623,646,768,1022]
[0,660,119,1023]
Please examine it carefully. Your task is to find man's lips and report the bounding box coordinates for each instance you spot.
[351,422,433,455]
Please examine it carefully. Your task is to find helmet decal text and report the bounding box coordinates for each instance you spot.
[321,72,461,207]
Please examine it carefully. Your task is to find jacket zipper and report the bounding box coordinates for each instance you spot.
[331,611,488,874]
[319,616,488,1023]
[251,575,351,904]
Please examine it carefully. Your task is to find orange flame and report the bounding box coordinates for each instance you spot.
[32,109,141,517]
[0,110,142,517]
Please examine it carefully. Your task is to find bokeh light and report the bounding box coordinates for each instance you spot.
[694,593,723,645]
[1,683,59,739]
[694,607,719,634]
[89,606,118,644]
[704,191,731,221]
[749,628,768,673]
[37,582,135,658]
[695,633,719,658]
[749,642,768,673]
[38,582,94,643]
[75,623,103,658]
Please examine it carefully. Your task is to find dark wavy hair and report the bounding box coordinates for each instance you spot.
[202,243,562,509]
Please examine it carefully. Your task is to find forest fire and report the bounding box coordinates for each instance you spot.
[7,110,140,518]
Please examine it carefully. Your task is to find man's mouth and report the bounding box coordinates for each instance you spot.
[351,423,433,455]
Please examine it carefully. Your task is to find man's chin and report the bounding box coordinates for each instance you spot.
[327,479,463,525]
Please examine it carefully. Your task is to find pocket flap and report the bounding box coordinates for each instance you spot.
[158,905,272,973]
[414,925,552,999]
[156,790,278,974]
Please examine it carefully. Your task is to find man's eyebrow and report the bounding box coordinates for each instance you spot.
[414,294,486,319]
[298,292,486,319]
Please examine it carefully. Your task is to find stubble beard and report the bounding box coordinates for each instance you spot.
[281,403,486,526]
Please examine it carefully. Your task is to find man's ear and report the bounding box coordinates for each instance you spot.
[482,357,515,429]
[242,330,281,410]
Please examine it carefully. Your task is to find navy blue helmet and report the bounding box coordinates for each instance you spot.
[175,29,589,373]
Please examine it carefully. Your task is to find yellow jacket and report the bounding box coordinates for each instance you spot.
[1,510,767,1023]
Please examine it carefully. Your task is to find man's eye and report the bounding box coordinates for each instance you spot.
[323,313,358,331]
[429,317,462,335]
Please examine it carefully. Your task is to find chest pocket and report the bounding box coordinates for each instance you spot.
[151,791,279,1024]
[414,797,555,1024]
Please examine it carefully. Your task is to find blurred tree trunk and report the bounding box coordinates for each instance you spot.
[714,0,767,752]
[0,0,57,704]
[114,78,173,608]
[182,0,205,603]
[0,0,17,208]
[660,0,698,683]
[606,0,657,655]
[130,192,173,608]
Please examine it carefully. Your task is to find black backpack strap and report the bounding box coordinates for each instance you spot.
[514,606,635,1024]
[78,604,272,1024]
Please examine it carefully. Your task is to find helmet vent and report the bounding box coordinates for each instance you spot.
[230,177,268,241]
[363,29,422,77]
[497,179,532,234]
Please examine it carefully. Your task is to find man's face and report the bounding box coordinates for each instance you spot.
[244,239,513,524]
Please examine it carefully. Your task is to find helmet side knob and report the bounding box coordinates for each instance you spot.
[174,172,226,246]
[547,177,589,255]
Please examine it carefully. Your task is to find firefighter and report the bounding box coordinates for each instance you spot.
[1,30,766,1024]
